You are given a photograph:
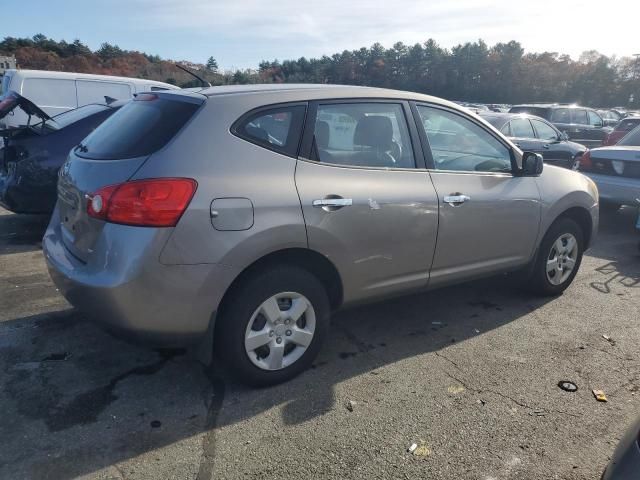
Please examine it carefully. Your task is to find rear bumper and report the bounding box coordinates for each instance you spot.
[584,172,640,206]
[43,207,236,346]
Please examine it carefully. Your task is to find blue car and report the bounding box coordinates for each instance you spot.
[0,91,123,213]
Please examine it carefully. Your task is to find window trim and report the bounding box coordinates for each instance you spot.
[410,101,516,174]
[298,98,425,170]
[230,101,308,159]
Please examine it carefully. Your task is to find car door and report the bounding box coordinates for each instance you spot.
[530,118,574,168]
[507,117,543,152]
[412,103,541,288]
[295,100,439,304]
[570,108,598,147]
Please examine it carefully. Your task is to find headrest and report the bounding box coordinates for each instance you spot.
[354,116,393,150]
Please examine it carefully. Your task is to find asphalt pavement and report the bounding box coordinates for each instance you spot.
[1,206,639,480]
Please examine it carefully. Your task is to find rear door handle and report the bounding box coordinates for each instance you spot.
[313,197,353,210]
[443,194,471,206]
[543,144,550,149]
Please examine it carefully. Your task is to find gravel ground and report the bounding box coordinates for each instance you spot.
[1,205,639,480]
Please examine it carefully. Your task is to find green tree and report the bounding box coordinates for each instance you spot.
[206,56,218,72]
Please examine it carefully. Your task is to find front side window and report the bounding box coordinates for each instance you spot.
[236,105,306,157]
[551,108,571,123]
[311,103,415,168]
[417,105,512,173]
[588,110,602,127]
[531,119,559,140]
[509,118,535,138]
[571,109,588,125]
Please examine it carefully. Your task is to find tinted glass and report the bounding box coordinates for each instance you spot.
[77,95,201,160]
[236,105,306,157]
[417,106,512,172]
[588,111,602,126]
[509,118,535,138]
[531,119,558,140]
[571,109,588,125]
[551,108,571,123]
[312,103,415,168]
[618,125,640,146]
[616,119,640,132]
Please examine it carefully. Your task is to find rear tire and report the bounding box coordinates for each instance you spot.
[527,217,584,296]
[214,265,330,387]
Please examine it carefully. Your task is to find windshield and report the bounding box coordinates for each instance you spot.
[618,125,640,146]
[43,104,111,131]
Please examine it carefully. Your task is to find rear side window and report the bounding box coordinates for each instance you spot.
[77,94,201,160]
[571,109,588,125]
[551,109,571,123]
[509,118,535,138]
[234,105,306,157]
[531,119,558,140]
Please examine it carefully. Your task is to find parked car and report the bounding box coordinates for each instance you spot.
[509,104,613,148]
[479,112,586,169]
[0,69,177,129]
[601,416,640,479]
[0,91,123,213]
[603,117,640,146]
[43,85,599,386]
[598,109,624,127]
[578,124,640,210]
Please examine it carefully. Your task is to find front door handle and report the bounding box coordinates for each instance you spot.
[313,197,353,211]
[543,144,550,149]
[443,194,471,206]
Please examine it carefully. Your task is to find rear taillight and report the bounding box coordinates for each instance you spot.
[87,178,197,227]
[579,150,592,171]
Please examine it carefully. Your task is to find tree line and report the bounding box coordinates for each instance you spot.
[1,34,638,108]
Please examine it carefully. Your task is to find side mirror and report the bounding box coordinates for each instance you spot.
[522,152,544,176]
[560,131,570,141]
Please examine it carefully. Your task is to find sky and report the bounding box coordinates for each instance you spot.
[1,0,637,69]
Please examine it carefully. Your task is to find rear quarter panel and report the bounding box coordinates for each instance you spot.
[132,94,308,269]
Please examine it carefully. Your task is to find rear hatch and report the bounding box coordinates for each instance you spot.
[56,92,204,262]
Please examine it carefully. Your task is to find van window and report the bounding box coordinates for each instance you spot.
[234,105,306,157]
[22,78,76,108]
[77,94,201,160]
[1,74,12,96]
[76,80,131,106]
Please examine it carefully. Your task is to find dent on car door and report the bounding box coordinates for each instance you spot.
[413,104,541,287]
[295,100,439,304]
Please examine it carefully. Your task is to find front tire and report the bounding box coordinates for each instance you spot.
[527,217,584,296]
[214,266,330,387]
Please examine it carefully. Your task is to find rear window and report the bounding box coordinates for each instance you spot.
[76,94,201,160]
[616,119,640,132]
[46,104,110,130]
[618,126,640,146]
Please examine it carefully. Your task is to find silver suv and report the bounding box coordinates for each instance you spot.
[44,85,599,385]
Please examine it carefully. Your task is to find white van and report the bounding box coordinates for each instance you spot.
[0,69,179,128]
